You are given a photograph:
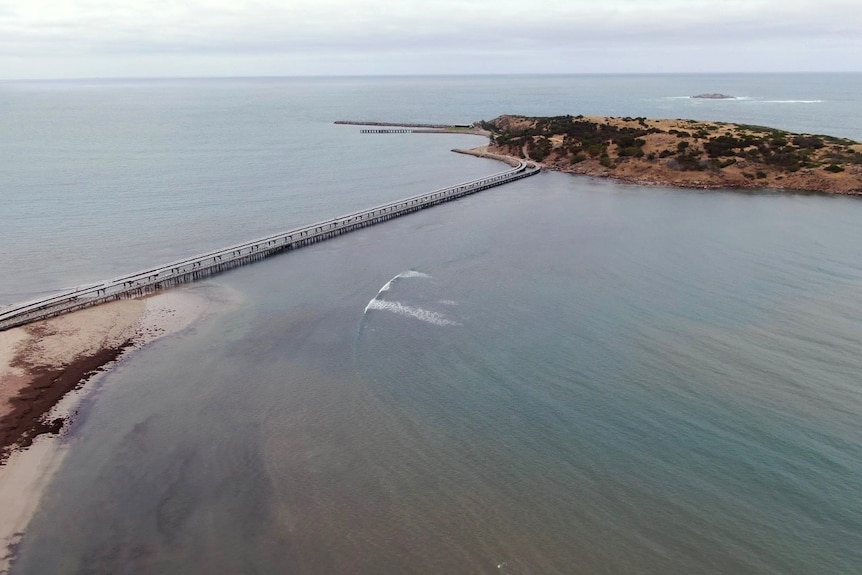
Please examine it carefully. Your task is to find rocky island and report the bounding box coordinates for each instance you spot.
[468,115,862,194]
[691,93,736,99]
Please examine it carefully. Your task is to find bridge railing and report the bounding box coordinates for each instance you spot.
[0,160,539,331]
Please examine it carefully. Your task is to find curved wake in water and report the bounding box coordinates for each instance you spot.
[363,270,430,313]
[365,270,431,311]
[362,270,459,326]
[365,299,459,327]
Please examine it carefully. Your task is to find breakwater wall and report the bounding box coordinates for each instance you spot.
[0,159,539,331]
[335,120,473,129]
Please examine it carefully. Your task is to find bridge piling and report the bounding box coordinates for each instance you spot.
[0,160,539,331]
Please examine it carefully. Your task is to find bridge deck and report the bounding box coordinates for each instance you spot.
[0,159,539,331]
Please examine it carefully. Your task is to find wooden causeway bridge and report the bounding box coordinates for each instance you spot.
[1,159,539,331]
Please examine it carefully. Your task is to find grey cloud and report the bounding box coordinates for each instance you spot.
[0,0,859,77]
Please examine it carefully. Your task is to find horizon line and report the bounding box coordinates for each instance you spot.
[3,70,862,83]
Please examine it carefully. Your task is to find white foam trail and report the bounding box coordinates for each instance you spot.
[437,300,459,306]
[378,278,395,294]
[364,299,459,326]
[364,270,436,314]
[761,99,823,104]
[398,270,430,279]
[379,270,430,294]
[366,270,431,309]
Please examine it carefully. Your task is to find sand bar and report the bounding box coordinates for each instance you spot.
[0,290,209,574]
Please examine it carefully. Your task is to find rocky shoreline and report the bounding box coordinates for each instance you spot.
[476,115,862,195]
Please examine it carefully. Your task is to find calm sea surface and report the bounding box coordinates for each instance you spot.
[4,74,862,573]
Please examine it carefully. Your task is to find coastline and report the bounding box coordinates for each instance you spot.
[0,290,209,574]
[0,299,145,459]
[451,147,524,168]
[478,115,862,195]
[459,144,862,195]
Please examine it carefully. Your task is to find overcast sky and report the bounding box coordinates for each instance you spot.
[2,0,860,79]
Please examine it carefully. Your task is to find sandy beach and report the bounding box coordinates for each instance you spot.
[0,290,209,574]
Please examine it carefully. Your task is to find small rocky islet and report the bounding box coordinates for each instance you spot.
[691,93,736,99]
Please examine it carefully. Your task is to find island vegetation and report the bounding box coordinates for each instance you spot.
[474,115,862,194]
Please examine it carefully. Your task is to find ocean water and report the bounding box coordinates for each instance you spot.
[4,74,862,574]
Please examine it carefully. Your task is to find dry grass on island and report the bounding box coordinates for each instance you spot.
[474,115,862,194]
